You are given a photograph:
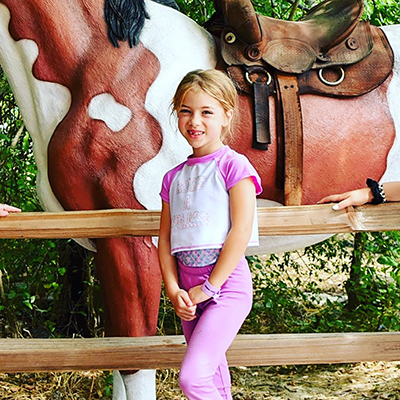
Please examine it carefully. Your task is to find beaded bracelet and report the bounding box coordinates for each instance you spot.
[202,279,221,299]
[366,178,387,205]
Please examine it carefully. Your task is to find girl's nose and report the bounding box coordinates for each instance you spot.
[189,113,200,126]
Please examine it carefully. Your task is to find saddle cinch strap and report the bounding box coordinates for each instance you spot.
[207,0,394,205]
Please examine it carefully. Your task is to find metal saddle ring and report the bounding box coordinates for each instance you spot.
[318,67,345,86]
[245,67,272,85]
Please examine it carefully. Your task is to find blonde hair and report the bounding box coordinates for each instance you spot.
[172,69,237,139]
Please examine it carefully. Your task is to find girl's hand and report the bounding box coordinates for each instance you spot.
[0,204,22,217]
[318,188,373,211]
[188,284,211,305]
[171,289,197,321]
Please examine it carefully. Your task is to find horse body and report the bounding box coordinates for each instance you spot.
[380,26,400,183]
[1,0,400,398]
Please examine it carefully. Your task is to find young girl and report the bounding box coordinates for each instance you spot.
[158,69,262,400]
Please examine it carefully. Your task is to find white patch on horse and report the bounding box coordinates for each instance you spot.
[252,199,331,255]
[0,4,94,251]
[134,0,217,212]
[88,93,131,132]
[380,25,400,183]
[112,370,156,400]
[0,4,69,212]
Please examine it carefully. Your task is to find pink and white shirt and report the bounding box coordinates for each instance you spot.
[160,146,262,257]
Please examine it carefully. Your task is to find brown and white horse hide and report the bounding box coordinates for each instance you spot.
[1,0,400,399]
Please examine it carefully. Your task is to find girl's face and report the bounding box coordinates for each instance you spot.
[177,88,232,157]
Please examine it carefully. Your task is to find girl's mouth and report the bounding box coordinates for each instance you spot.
[188,130,204,137]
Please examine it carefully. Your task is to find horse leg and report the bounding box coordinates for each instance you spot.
[94,236,161,400]
[113,370,156,400]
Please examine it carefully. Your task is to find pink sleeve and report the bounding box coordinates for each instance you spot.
[160,163,185,203]
[219,153,263,195]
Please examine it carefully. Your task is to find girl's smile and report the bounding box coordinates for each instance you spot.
[187,129,204,137]
[178,89,232,157]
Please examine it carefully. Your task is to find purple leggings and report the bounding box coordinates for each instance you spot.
[178,256,253,400]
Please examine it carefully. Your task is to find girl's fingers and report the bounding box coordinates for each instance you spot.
[174,290,197,320]
[180,290,194,307]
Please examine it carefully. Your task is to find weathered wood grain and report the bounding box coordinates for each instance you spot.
[0,203,399,239]
[0,333,399,372]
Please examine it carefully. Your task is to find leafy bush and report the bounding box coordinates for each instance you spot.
[243,232,400,335]
[0,69,101,338]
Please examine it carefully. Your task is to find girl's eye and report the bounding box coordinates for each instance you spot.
[179,109,191,114]
[203,110,213,115]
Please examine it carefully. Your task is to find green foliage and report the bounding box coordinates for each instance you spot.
[0,71,38,211]
[0,67,100,338]
[175,0,215,25]
[244,253,312,334]
[242,232,400,335]
[364,0,400,26]
[177,0,400,25]
[349,231,400,331]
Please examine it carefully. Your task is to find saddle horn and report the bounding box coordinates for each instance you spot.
[216,0,262,45]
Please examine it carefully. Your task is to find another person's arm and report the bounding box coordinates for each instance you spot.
[0,204,21,217]
[319,181,400,210]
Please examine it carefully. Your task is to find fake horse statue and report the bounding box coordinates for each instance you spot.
[0,0,400,398]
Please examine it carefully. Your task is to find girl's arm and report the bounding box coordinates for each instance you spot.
[188,177,256,304]
[158,201,197,321]
[318,181,400,210]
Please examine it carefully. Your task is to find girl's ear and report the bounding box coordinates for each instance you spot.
[225,109,234,126]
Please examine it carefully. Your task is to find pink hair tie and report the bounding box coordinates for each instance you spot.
[202,279,221,299]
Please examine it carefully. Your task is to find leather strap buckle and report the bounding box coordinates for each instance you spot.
[245,67,272,151]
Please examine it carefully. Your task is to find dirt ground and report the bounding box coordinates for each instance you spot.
[1,361,400,399]
[230,363,400,400]
[157,362,400,400]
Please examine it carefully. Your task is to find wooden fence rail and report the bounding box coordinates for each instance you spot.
[0,202,400,238]
[0,333,400,373]
[0,202,400,372]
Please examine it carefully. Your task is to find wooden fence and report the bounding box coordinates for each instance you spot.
[1,203,400,372]
[1,202,400,238]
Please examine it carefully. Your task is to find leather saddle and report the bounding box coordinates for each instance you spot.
[205,0,394,205]
[213,0,372,73]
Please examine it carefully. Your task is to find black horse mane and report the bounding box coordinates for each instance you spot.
[104,0,179,48]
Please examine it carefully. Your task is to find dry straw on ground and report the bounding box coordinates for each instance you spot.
[2,362,399,399]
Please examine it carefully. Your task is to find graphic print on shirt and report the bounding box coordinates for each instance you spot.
[180,176,206,211]
[183,194,191,210]
[160,146,262,254]
[169,159,231,252]
[172,172,211,232]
